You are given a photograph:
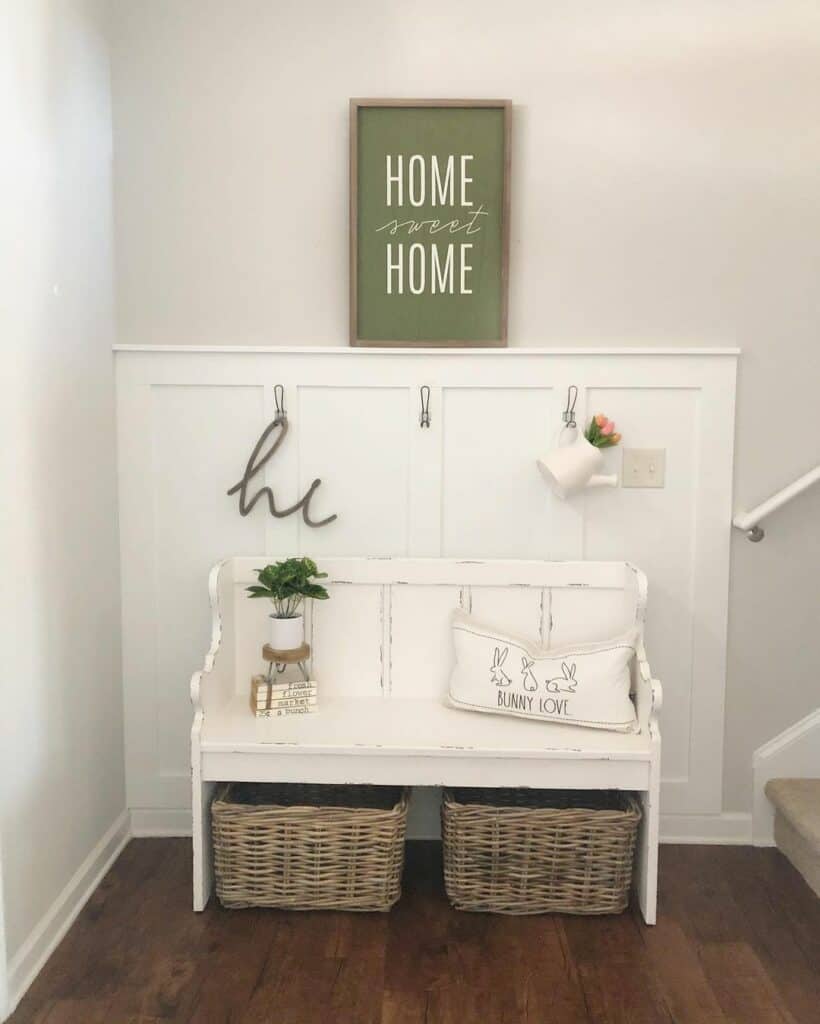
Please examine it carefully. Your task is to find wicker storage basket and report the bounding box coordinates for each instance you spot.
[442,788,641,915]
[212,783,409,911]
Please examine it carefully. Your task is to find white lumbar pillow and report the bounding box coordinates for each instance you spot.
[448,611,638,732]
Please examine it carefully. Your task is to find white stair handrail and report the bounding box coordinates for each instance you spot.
[733,464,820,541]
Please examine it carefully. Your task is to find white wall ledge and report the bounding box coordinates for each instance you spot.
[113,344,741,356]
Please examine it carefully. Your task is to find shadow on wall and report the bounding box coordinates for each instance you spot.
[3,0,125,987]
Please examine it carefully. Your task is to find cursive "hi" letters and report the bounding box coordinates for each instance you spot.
[227,416,337,528]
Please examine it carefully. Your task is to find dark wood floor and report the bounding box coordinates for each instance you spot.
[9,839,820,1023]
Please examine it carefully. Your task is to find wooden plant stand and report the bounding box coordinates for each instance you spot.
[262,642,311,682]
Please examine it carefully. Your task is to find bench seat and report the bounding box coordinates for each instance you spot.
[191,557,662,922]
[201,694,653,789]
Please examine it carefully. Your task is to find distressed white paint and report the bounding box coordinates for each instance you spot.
[752,710,820,846]
[191,557,663,922]
[116,347,736,833]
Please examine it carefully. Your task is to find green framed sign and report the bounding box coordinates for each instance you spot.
[350,99,511,347]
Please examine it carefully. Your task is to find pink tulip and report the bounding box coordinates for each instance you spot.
[595,414,608,428]
[602,421,615,436]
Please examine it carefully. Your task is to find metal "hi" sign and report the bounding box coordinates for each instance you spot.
[227,386,337,528]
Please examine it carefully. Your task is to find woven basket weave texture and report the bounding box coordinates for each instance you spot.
[442,788,641,915]
[212,783,409,911]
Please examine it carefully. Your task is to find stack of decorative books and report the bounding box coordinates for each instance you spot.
[250,675,317,717]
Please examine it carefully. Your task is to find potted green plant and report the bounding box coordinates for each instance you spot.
[246,557,329,650]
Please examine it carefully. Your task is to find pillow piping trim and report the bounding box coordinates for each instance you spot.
[453,622,636,661]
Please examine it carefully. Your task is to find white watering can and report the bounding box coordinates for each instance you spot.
[537,429,618,499]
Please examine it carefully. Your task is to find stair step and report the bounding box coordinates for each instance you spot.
[765,779,820,897]
[765,778,820,848]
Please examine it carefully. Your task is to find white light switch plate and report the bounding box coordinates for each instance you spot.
[622,448,666,488]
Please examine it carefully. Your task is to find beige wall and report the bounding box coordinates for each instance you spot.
[109,0,820,811]
[1,0,125,976]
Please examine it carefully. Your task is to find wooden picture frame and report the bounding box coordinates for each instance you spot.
[350,99,511,348]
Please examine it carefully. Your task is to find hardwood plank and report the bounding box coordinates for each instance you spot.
[381,842,451,1022]
[760,848,820,966]
[639,917,727,1024]
[382,885,450,1022]
[31,999,113,1024]
[699,942,799,1024]
[435,913,590,1024]
[326,912,388,1024]
[7,840,820,1024]
[658,845,748,945]
[562,909,673,1023]
[718,846,820,1024]
[439,913,528,1024]
[11,841,177,1023]
[239,912,343,1024]
[98,841,205,1021]
[572,959,673,1024]
[183,908,282,1023]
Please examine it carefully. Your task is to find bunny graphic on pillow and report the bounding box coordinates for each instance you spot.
[489,647,512,686]
[520,657,539,692]
[546,662,578,694]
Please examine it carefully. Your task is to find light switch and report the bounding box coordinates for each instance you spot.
[622,448,666,488]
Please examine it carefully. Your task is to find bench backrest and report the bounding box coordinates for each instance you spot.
[215,558,646,701]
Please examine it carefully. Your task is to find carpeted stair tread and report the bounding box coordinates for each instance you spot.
[765,778,820,849]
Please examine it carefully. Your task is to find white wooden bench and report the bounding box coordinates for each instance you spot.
[191,557,662,923]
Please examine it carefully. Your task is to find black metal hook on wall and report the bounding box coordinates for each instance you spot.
[273,384,287,423]
[562,385,578,429]
[419,385,431,429]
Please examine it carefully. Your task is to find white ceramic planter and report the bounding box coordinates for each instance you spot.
[270,613,304,651]
[537,434,618,499]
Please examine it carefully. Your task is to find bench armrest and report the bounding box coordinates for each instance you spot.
[634,640,662,739]
[191,560,235,724]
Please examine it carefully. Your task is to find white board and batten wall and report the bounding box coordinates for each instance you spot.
[115,346,737,839]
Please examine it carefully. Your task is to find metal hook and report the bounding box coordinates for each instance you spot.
[562,385,578,429]
[273,384,287,423]
[419,385,431,429]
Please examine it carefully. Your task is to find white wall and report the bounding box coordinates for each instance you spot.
[109,0,820,813]
[116,349,736,836]
[0,0,126,1011]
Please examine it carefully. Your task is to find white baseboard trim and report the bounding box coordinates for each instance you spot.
[659,811,753,844]
[128,807,755,846]
[5,810,130,1021]
[130,807,193,837]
